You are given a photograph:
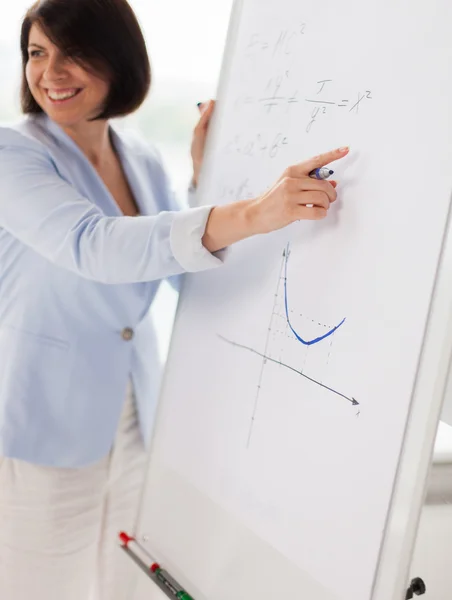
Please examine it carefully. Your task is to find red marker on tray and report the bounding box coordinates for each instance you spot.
[119,532,194,600]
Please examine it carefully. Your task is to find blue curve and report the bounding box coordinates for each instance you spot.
[283,244,346,346]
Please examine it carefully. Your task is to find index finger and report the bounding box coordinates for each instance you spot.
[297,146,350,177]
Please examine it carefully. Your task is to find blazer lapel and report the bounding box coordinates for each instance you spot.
[110,126,159,218]
[40,115,158,218]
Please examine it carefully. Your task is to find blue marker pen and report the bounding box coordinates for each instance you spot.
[305,168,334,207]
[309,167,334,180]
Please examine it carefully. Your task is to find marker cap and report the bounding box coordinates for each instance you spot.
[119,531,134,546]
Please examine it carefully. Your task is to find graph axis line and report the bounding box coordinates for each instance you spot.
[218,334,359,407]
[246,250,287,447]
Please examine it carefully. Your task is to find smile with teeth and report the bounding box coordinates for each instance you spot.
[46,88,82,101]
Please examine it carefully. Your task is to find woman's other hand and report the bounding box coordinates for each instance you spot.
[191,100,215,188]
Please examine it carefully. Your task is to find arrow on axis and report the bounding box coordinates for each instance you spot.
[218,335,359,407]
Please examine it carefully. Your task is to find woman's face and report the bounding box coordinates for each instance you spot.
[26,24,110,128]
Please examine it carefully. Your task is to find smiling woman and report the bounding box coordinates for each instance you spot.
[20,0,151,123]
[25,29,110,118]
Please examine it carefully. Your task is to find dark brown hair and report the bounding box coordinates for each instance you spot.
[20,0,151,120]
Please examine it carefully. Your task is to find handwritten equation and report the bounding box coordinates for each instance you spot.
[222,132,288,159]
[214,22,375,202]
[234,74,373,133]
[305,79,373,132]
[245,23,307,59]
[219,178,254,203]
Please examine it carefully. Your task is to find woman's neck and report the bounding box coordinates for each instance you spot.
[62,119,113,168]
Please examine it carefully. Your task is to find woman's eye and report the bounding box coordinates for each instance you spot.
[29,50,43,58]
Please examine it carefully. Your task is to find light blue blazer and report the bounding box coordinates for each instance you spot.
[0,114,225,468]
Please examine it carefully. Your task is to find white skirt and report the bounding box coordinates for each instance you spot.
[0,382,148,600]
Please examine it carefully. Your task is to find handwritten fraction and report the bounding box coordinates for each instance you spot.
[233,74,373,134]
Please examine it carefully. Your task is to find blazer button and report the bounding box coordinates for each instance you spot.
[121,327,134,341]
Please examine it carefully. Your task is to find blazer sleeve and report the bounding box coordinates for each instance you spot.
[143,143,227,294]
[0,129,225,285]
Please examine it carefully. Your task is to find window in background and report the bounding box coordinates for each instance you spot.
[127,0,233,199]
[1,0,233,359]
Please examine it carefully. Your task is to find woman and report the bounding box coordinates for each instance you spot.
[0,0,348,598]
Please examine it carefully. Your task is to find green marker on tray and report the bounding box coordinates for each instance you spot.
[119,532,196,600]
[151,564,194,600]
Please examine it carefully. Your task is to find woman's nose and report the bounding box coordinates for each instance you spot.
[43,56,68,81]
